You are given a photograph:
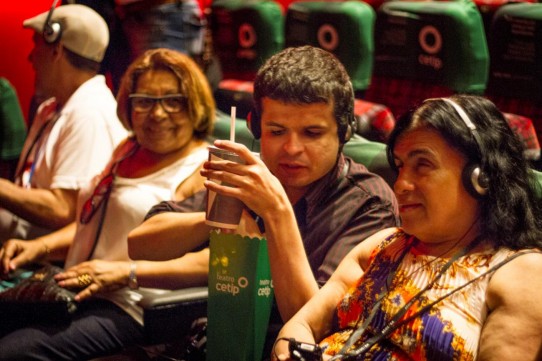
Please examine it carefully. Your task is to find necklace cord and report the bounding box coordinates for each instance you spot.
[331,235,483,360]
[332,243,535,360]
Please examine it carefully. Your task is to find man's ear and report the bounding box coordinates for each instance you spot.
[51,42,64,61]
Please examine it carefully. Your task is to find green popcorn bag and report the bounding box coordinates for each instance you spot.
[207,230,274,361]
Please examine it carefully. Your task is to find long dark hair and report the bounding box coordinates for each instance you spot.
[387,94,542,250]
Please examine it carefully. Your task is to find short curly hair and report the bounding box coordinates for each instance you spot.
[253,45,355,144]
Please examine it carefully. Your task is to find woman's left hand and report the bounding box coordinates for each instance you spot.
[54,260,130,301]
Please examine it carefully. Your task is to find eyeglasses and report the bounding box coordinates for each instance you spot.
[79,142,139,225]
[129,93,187,114]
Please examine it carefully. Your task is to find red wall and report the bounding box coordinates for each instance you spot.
[0,0,301,124]
[1,0,210,124]
[1,2,52,123]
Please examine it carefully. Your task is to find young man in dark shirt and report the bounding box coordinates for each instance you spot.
[128,45,400,323]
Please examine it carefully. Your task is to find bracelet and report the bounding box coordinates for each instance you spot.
[128,261,139,289]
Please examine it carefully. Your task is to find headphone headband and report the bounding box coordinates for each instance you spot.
[44,0,60,30]
[439,98,485,155]
[424,97,489,197]
[440,98,476,131]
[43,0,62,44]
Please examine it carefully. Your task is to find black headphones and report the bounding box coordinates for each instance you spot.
[441,98,489,197]
[247,105,356,144]
[43,0,62,44]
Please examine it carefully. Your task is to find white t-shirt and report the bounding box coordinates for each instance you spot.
[0,75,127,241]
[17,75,127,190]
[65,141,208,324]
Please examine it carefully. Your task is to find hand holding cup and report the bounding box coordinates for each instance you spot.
[202,140,287,228]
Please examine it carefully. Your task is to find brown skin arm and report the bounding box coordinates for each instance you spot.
[272,228,392,360]
[128,211,211,260]
[175,163,206,201]
[478,252,542,361]
[0,222,76,274]
[0,178,78,229]
[55,249,210,301]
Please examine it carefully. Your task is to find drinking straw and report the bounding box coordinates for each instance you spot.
[230,106,236,142]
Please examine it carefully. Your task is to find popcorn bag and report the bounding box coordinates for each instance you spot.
[206,230,274,361]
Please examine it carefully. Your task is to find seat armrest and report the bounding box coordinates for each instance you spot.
[138,287,208,309]
[139,287,208,345]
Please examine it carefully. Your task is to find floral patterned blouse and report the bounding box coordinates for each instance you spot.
[320,230,522,361]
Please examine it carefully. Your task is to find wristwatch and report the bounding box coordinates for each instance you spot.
[128,262,139,290]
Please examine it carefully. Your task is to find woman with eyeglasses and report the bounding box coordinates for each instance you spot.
[0,48,215,360]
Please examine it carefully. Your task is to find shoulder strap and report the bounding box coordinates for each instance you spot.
[86,139,139,260]
[336,249,539,360]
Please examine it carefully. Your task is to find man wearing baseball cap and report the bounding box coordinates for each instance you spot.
[0,4,127,243]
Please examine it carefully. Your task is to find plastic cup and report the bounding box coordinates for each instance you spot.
[205,146,246,229]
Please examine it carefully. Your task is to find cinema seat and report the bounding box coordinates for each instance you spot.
[472,0,535,36]
[284,0,396,142]
[364,0,489,119]
[484,3,542,158]
[210,0,284,119]
[285,1,375,94]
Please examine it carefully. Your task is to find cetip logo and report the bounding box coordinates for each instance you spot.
[238,23,257,48]
[317,24,339,51]
[418,25,443,70]
[419,25,442,55]
[215,275,249,296]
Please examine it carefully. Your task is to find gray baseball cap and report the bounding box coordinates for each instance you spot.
[23,4,109,63]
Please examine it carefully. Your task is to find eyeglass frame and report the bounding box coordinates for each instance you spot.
[129,93,187,114]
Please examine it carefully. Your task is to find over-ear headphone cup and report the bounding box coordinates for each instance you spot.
[338,113,356,143]
[344,112,358,143]
[343,124,352,143]
[462,163,488,197]
[246,108,261,139]
[43,21,62,44]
